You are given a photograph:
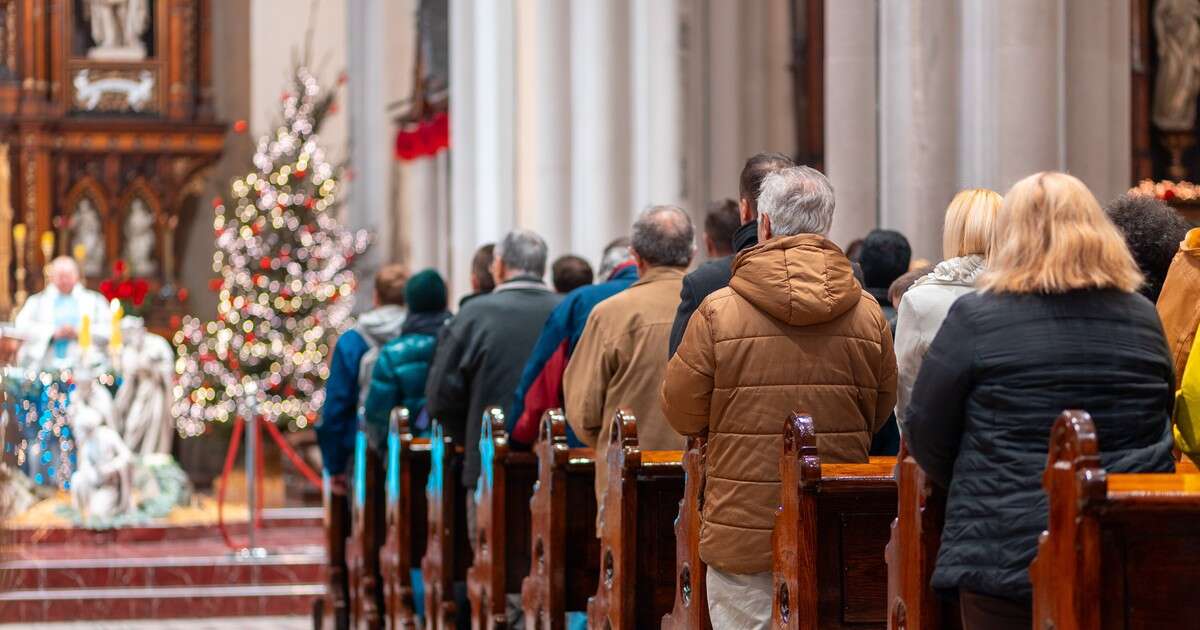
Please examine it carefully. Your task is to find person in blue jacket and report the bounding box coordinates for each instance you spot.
[315,264,409,491]
[362,269,452,447]
[508,238,637,446]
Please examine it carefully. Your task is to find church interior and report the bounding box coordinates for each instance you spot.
[1,0,1199,628]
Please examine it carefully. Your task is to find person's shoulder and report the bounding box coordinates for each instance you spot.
[685,256,734,289]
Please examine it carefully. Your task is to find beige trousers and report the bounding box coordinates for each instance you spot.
[706,566,773,630]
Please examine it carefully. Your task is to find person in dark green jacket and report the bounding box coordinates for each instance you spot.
[362,269,451,447]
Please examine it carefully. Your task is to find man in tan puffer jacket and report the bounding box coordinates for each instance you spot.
[661,165,897,629]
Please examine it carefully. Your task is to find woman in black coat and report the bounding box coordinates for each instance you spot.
[904,171,1176,630]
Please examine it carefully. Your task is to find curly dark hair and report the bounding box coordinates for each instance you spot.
[1105,193,1190,302]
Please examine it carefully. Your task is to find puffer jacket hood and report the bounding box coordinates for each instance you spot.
[914,254,986,288]
[729,234,861,327]
[356,304,406,346]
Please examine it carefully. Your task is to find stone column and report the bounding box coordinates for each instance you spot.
[515,0,573,262]
[569,0,632,258]
[630,0,685,216]
[449,0,479,298]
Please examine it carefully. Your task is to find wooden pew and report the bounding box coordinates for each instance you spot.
[325,471,351,630]
[347,428,385,629]
[520,409,600,630]
[772,414,898,629]
[380,408,431,630]
[467,407,539,629]
[884,444,961,630]
[586,410,685,629]
[420,421,470,630]
[661,436,711,630]
[1030,410,1200,629]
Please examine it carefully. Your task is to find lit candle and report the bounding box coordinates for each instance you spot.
[12,223,26,244]
[79,313,91,353]
[39,231,54,258]
[109,299,123,352]
[73,243,87,267]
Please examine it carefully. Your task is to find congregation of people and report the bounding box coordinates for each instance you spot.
[314,151,1200,630]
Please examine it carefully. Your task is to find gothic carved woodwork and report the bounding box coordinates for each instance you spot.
[0,0,222,326]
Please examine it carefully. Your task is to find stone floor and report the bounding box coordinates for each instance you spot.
[1,617,311,629]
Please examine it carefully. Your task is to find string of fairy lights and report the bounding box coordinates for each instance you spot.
[172,66,368,438]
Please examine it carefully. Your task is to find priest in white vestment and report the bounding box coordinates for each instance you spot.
[14,257,112,370]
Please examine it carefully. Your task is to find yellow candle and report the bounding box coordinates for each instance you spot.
[12,223,25,244]
[109,299,123,352]
[73,243,87,266]
[40,231,54,256]
[79,314,91,352]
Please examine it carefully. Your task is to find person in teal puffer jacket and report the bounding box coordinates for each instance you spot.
[362,269,451,447]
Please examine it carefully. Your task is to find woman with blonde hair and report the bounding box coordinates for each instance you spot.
[904,172,1175,629]
[894,188,1002,433]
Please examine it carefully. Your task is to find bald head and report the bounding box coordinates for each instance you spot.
[631,205,695,268]
[49,256,80,294]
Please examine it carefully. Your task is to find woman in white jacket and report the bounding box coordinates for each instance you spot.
[895,188,1002,433]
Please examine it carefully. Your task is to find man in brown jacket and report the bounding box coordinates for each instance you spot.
[565,205,694,522]
[662,166,897,629]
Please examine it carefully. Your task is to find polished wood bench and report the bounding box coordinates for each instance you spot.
[347,427,385,629]
[325,469,351,629]
[420,420,469,630]
[772,414,897,629]
[661,436,711,630]
[1030,409,1200,630]
[467,407,538,629]
[884,444,960,630]
[520,409,599,630]
[380,408,431,630]
[586,410,685,629]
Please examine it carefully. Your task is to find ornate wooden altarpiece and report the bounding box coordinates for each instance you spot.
[0,0,224,330]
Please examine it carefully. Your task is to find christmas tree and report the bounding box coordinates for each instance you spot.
[173,65,368,438]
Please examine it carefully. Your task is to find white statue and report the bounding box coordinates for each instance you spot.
[69,398,134,524]
[1154,0,1200,131]
[84,0,149,62]
[72,198,105,278]
[113,317,175,456]
[124,199,156,277]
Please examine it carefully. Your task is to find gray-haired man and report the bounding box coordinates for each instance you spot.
[426,229,562,494]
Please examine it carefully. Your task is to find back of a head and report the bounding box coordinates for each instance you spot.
[405,268,448,313]
[942,188,1003,260]
[757,166,836,238]
[497,229,549,278]
[704,199,741,256]
[740,152,797,217]
[631,205,696,267]
[597,236,633,279]
[374,263,410,306]
[889,264,935,308]
[981,171,1142,295]
[472,244,496,293]
[1105,193,1190,301]
[552,255,594,293]
[859,229,912,289]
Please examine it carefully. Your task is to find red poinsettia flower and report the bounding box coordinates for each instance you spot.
[131,278,150,306]
[112,259,128,277]
[99,279,115,300]
[116,281,134,300]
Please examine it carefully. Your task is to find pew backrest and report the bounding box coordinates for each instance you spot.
[586,410,685,630]
[772,414,897,630]
[468,407,538,630]
[520,409,599,630]
[381,407,430,629]
[885,446,960,630]
[1030,409,1200,630]
[662,435,711,630]
[421,421,466,630]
